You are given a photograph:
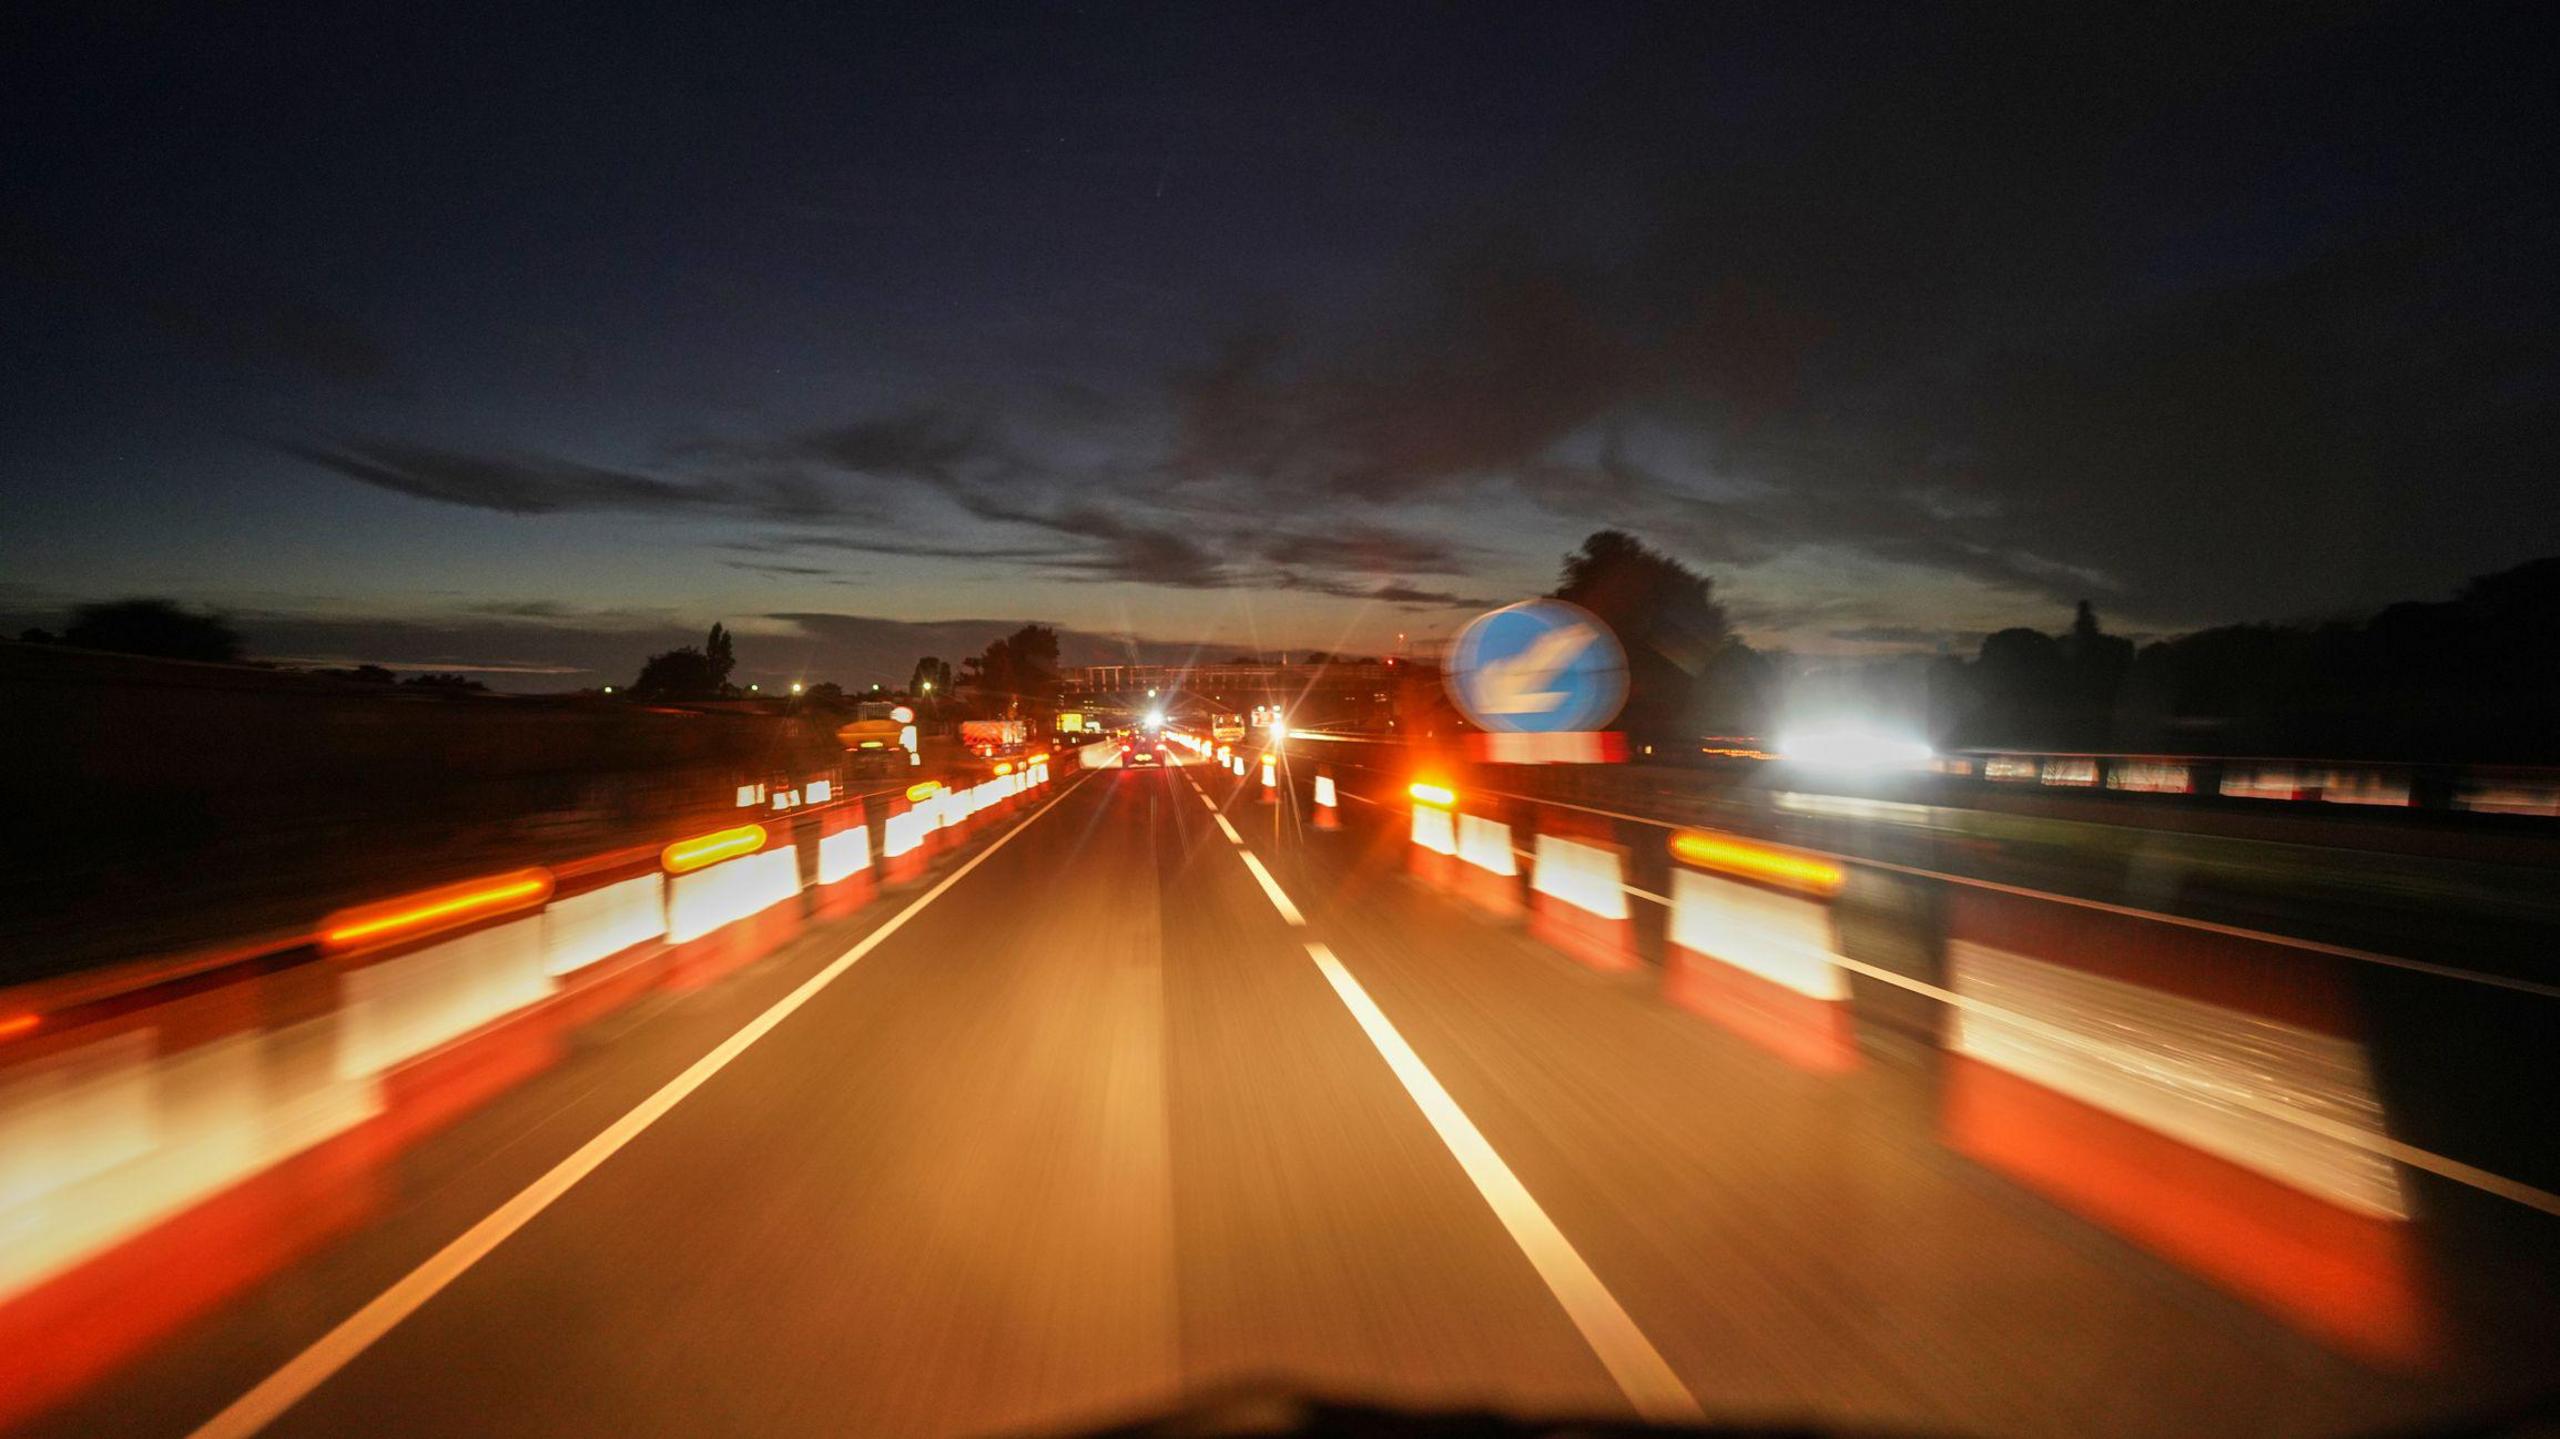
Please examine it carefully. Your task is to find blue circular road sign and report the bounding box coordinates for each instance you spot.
[1445,599,1629,733]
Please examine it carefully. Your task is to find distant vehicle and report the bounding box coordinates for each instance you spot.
[837,701,919,772]
[1210,714,1246,744]
[1123,737,1166,767]
[962,718,1030,757]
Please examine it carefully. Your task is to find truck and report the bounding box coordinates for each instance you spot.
[960,718,1029,757]
[837,701,919,773]
[1210,714,1246,745]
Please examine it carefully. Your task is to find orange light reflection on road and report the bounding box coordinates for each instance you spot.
[661,825,767,875]
[1669,830,1843,897]
[1409,781,1456,807]
[0,1013,39,1041]
[321,868,555,951]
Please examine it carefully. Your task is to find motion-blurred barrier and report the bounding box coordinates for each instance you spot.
[1454,811,1520,918]
[1407,782,1458,891]
[0,758,1027,1430]
[1935,886,2425,1363]
[1527,833,1634,971]
[1662,831,1857,1073]
[1339,753,2446,1364]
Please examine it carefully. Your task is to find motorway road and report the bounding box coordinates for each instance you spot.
[28,757,2534,1437]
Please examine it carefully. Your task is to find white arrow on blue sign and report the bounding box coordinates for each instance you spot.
[1444,599,1629,734]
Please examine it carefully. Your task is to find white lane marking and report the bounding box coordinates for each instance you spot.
[1196,791,1220,812]
[1211,812,1245,846]
[188,773,1099,1439]
[1236,851,1305,925]
[1304,943,1701,1422]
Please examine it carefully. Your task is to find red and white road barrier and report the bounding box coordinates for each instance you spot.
[543,873,667,977]
[882,790,931,886]
[662,826,802,989]
[2220,765,2315,801]
[1408,783,1459,889]
[1312,770,1340,830]
[1453,810,1521,918]
[1937,885,2425,1362]
[1661,831,1857,1073]
[1527,832,1635,971]
[815,803,875,916]
[0,757,1033,1429]
[2107,761,2192,793]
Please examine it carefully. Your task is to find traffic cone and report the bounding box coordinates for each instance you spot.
[1259,753,1277,804]
[1313,770,1340,829]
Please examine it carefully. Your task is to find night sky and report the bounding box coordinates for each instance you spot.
[5,4,2555,689]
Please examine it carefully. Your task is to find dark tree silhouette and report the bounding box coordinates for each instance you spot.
[63,599,245,663]
[16,628,57,645]
[1552,531,1727,742]
[704,623,736,690]
[963,625,1062,718]
[630,646,724,699]
[402,672,487,693]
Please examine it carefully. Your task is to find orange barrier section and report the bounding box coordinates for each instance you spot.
[1937,884,2428,1364]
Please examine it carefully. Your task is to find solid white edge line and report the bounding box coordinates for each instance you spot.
[188,770,1099,1439]
[1236,850,1305,925]
[1304,943,1700,1422]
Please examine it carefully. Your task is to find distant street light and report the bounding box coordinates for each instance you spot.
[922,681,934,693]
[602,685,614,694]
[790,681,804,694]
[749,683,760,692]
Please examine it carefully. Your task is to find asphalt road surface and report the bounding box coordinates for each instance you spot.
[31,757,2543,1439]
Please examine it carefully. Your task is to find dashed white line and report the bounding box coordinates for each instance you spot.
[1236,850,1305,925]
[1204,786,1698,1421]
[1304,943,1701,1422]
[1211,812,1245,845]
[187,773,1097,1439]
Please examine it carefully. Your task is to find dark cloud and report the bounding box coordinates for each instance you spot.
[791,408,993,483]
[1267,571,1492,610]
[1159,8,2560,625]
[763,611,1221,677]
[1367,582,1494,610]
[281,438,877,522]
[722,560,859,582]
[1255,526,1471,575]
[1827,625,1981,650]
[467,599,589,619]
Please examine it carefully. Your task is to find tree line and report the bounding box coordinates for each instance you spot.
[1552,529,2560,762]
